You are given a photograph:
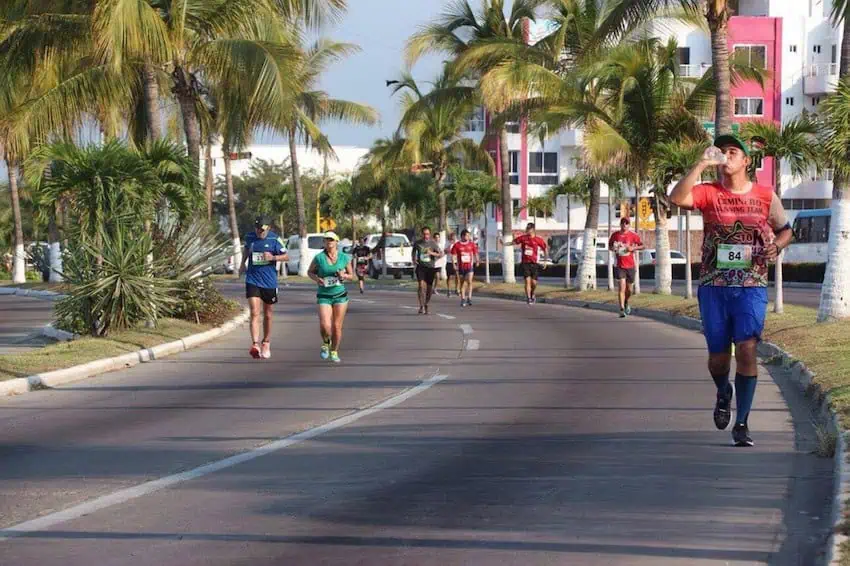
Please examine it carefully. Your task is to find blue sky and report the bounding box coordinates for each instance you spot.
[285,0,446,148]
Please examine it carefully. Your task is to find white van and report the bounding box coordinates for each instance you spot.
[364,233,415,279]
[285,233,326,275]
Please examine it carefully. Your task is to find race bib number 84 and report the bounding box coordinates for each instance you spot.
[717,244,752,270]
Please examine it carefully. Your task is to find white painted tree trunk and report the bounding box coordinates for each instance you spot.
[654,214,672,295]
[48,242,63,283]
[685,211,693,299]
[298,238,309,278]
[502,240,515,284]
[484,205,491,284]
[774,250,785,313]
[12,243,25,284]
[576,227,598,290]
[232,237,243,273]
[607,198,614,291]
[818,199,850,321]
[565,198,571,288]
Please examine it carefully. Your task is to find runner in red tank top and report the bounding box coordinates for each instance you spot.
[608,217,645,317]
[450,229,479,307]
[514,223,547,304]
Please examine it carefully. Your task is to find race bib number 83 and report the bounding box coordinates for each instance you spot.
[717,244,752,270]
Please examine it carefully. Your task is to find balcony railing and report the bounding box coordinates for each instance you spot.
[808,63,839,78]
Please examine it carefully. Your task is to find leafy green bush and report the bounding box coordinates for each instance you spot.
[55,227,177,336]
[173,278,240,326]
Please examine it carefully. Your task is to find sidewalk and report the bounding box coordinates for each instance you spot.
[0,295,57,355]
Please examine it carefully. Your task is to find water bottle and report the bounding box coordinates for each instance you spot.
[704,146,727,165]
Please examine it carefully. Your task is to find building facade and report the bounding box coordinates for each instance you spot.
[465,0,843,252]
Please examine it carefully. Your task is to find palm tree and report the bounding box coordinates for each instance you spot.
[524,195,554,224]
[390,71,494,237]
[816,1,850,321]
[741,116,820,314]
[450,165,500,282]
[548,174,594,287]
[597,0,736,136]
[406,0,542,284]
[269,38,377,276]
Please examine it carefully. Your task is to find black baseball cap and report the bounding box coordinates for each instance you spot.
[254,216,271,229]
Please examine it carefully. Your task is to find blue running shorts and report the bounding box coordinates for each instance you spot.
[697,286,768,354]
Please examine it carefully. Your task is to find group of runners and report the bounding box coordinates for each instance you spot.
[238,132,789,447]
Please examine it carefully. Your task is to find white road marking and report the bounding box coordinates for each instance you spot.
[350,298,376,304]
[459,324,473,335]
[466,339,480,351]
[437,314,456,320]
[0,374,449,540]
[400,305,417,310]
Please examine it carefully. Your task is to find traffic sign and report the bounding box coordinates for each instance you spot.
[638,198,652,221]
[319,217,336,231]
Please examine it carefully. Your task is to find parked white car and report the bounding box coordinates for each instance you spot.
[364,233,415,279]
[285,233,326,274]
[639,249,688,265]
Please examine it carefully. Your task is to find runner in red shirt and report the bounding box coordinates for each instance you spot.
[451,229,479,307]
[514,222,547,304]
[608,217,645,318]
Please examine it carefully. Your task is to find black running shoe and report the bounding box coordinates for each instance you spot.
[714,383,733,430]
[732,423,754,447]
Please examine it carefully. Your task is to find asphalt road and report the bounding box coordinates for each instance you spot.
[0,284,834,565]
[538,277,823,309]
[0,295,57,354]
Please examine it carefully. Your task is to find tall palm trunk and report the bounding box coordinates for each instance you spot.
[818,16,850,321]
[223,150,242,270]
[685,210,693,299]
[288,132,309,277]
[565,196,571,288]
[6,159,25,283]
[173,66,201,165]
[607,195,614,291]
[484,203,491,284]
[708,9,733,135]
[576,179,601,290]
[143,60,163,141]
[499,125,516,283]
[654,197,672,295]
[634,188,641,295]
[204,141,214,221]
[380,205,388,278]
[773,159,784,313]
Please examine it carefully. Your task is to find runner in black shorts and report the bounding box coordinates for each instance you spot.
[412,226,443,314]
[239,216,288,359]
[350,237,372,294]
[514,223,547,304]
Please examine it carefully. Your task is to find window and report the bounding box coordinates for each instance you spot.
[307,236,326,249]
[506,121,520,134]
[812,215,830,242]
[512,198,521,216]
[790,44,798,53]
[786,97,795,106]
[677,47,690,65]
[813,96,822,106]
[463,106,486,132]
[814,45,822,54]
[782,198,832,210]
[734,97,764,116]
[508,150,520,185]
[833,44,839,64]
[734,45,766,68]
[528,151,558,185]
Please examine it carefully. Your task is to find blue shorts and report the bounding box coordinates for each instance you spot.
[698,286,768,354]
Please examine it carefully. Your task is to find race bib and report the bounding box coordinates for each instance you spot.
[420,250,432,263]
[524,248,534,257]
[717,244,753,269]
[252,252,269,266]
[322,276,340,287]
[460,253,472,263]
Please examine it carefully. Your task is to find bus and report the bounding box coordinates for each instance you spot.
[786,208,831,264]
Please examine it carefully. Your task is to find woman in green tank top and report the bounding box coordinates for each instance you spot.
[307,232,353,363]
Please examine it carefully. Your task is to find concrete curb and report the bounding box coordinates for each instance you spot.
[469,289,843,565]
[0,308,250,397]
[0,286,66,301]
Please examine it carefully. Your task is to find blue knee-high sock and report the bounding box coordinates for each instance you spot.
[735,373,758,426]
[710,372,730,393]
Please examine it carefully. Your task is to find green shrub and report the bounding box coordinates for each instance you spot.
[172,278,240,326]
